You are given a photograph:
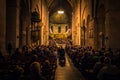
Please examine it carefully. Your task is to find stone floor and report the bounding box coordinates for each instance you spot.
[55,54,86,80]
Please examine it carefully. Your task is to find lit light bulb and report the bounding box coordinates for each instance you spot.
[58,10,64,14]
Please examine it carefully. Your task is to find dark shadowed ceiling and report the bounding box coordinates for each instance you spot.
[46,0,74,24]
[47,0,74,17]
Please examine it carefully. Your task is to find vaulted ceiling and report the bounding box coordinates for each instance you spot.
[46,0,75,17]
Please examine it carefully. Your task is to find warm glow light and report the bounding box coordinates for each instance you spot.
[58,10,64,14]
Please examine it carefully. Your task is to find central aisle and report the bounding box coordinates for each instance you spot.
[55,54,85,80]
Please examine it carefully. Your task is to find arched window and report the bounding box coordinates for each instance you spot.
[66,26,68,32]
[58,26,61,33]
[51,26,53,32]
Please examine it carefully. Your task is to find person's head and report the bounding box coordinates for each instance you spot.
[13,65,24,77]
[104,57,111,64]
[30,62,41,75]
[99,56,104,63]
[31,54,38,62]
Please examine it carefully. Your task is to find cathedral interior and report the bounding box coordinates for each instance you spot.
[0,0,120,80]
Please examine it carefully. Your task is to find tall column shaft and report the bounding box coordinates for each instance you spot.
[0,0,6,55]
[6,0,20,51]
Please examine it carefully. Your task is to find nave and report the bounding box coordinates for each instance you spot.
[0,45,120,80]
[55,54,85,80]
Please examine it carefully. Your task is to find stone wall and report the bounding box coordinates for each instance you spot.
[105,0,120,49]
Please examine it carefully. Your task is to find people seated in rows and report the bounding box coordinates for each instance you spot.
[93,56,104,76]
[2,44,120,80]
[41,59,52,80]
[97,57,120,80]
[0,45,59,80]
[29,54,46,80]
[65,45,120,80]
[12,65,24,80]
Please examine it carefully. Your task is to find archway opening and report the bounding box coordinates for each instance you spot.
[48,0,72,46]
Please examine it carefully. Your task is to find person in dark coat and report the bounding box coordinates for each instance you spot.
[29,55,46,80]
[97,57,120,80]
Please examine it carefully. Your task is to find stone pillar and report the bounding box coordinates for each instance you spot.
[6,0,20,51]
[0,0,6,55]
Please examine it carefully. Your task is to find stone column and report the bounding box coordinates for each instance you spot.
[0,0,6,55]
[6,0,20,51]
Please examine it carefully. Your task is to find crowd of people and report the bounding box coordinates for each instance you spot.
[0,45,58,80]
[0,43,120,80]
[65,45,120,80]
